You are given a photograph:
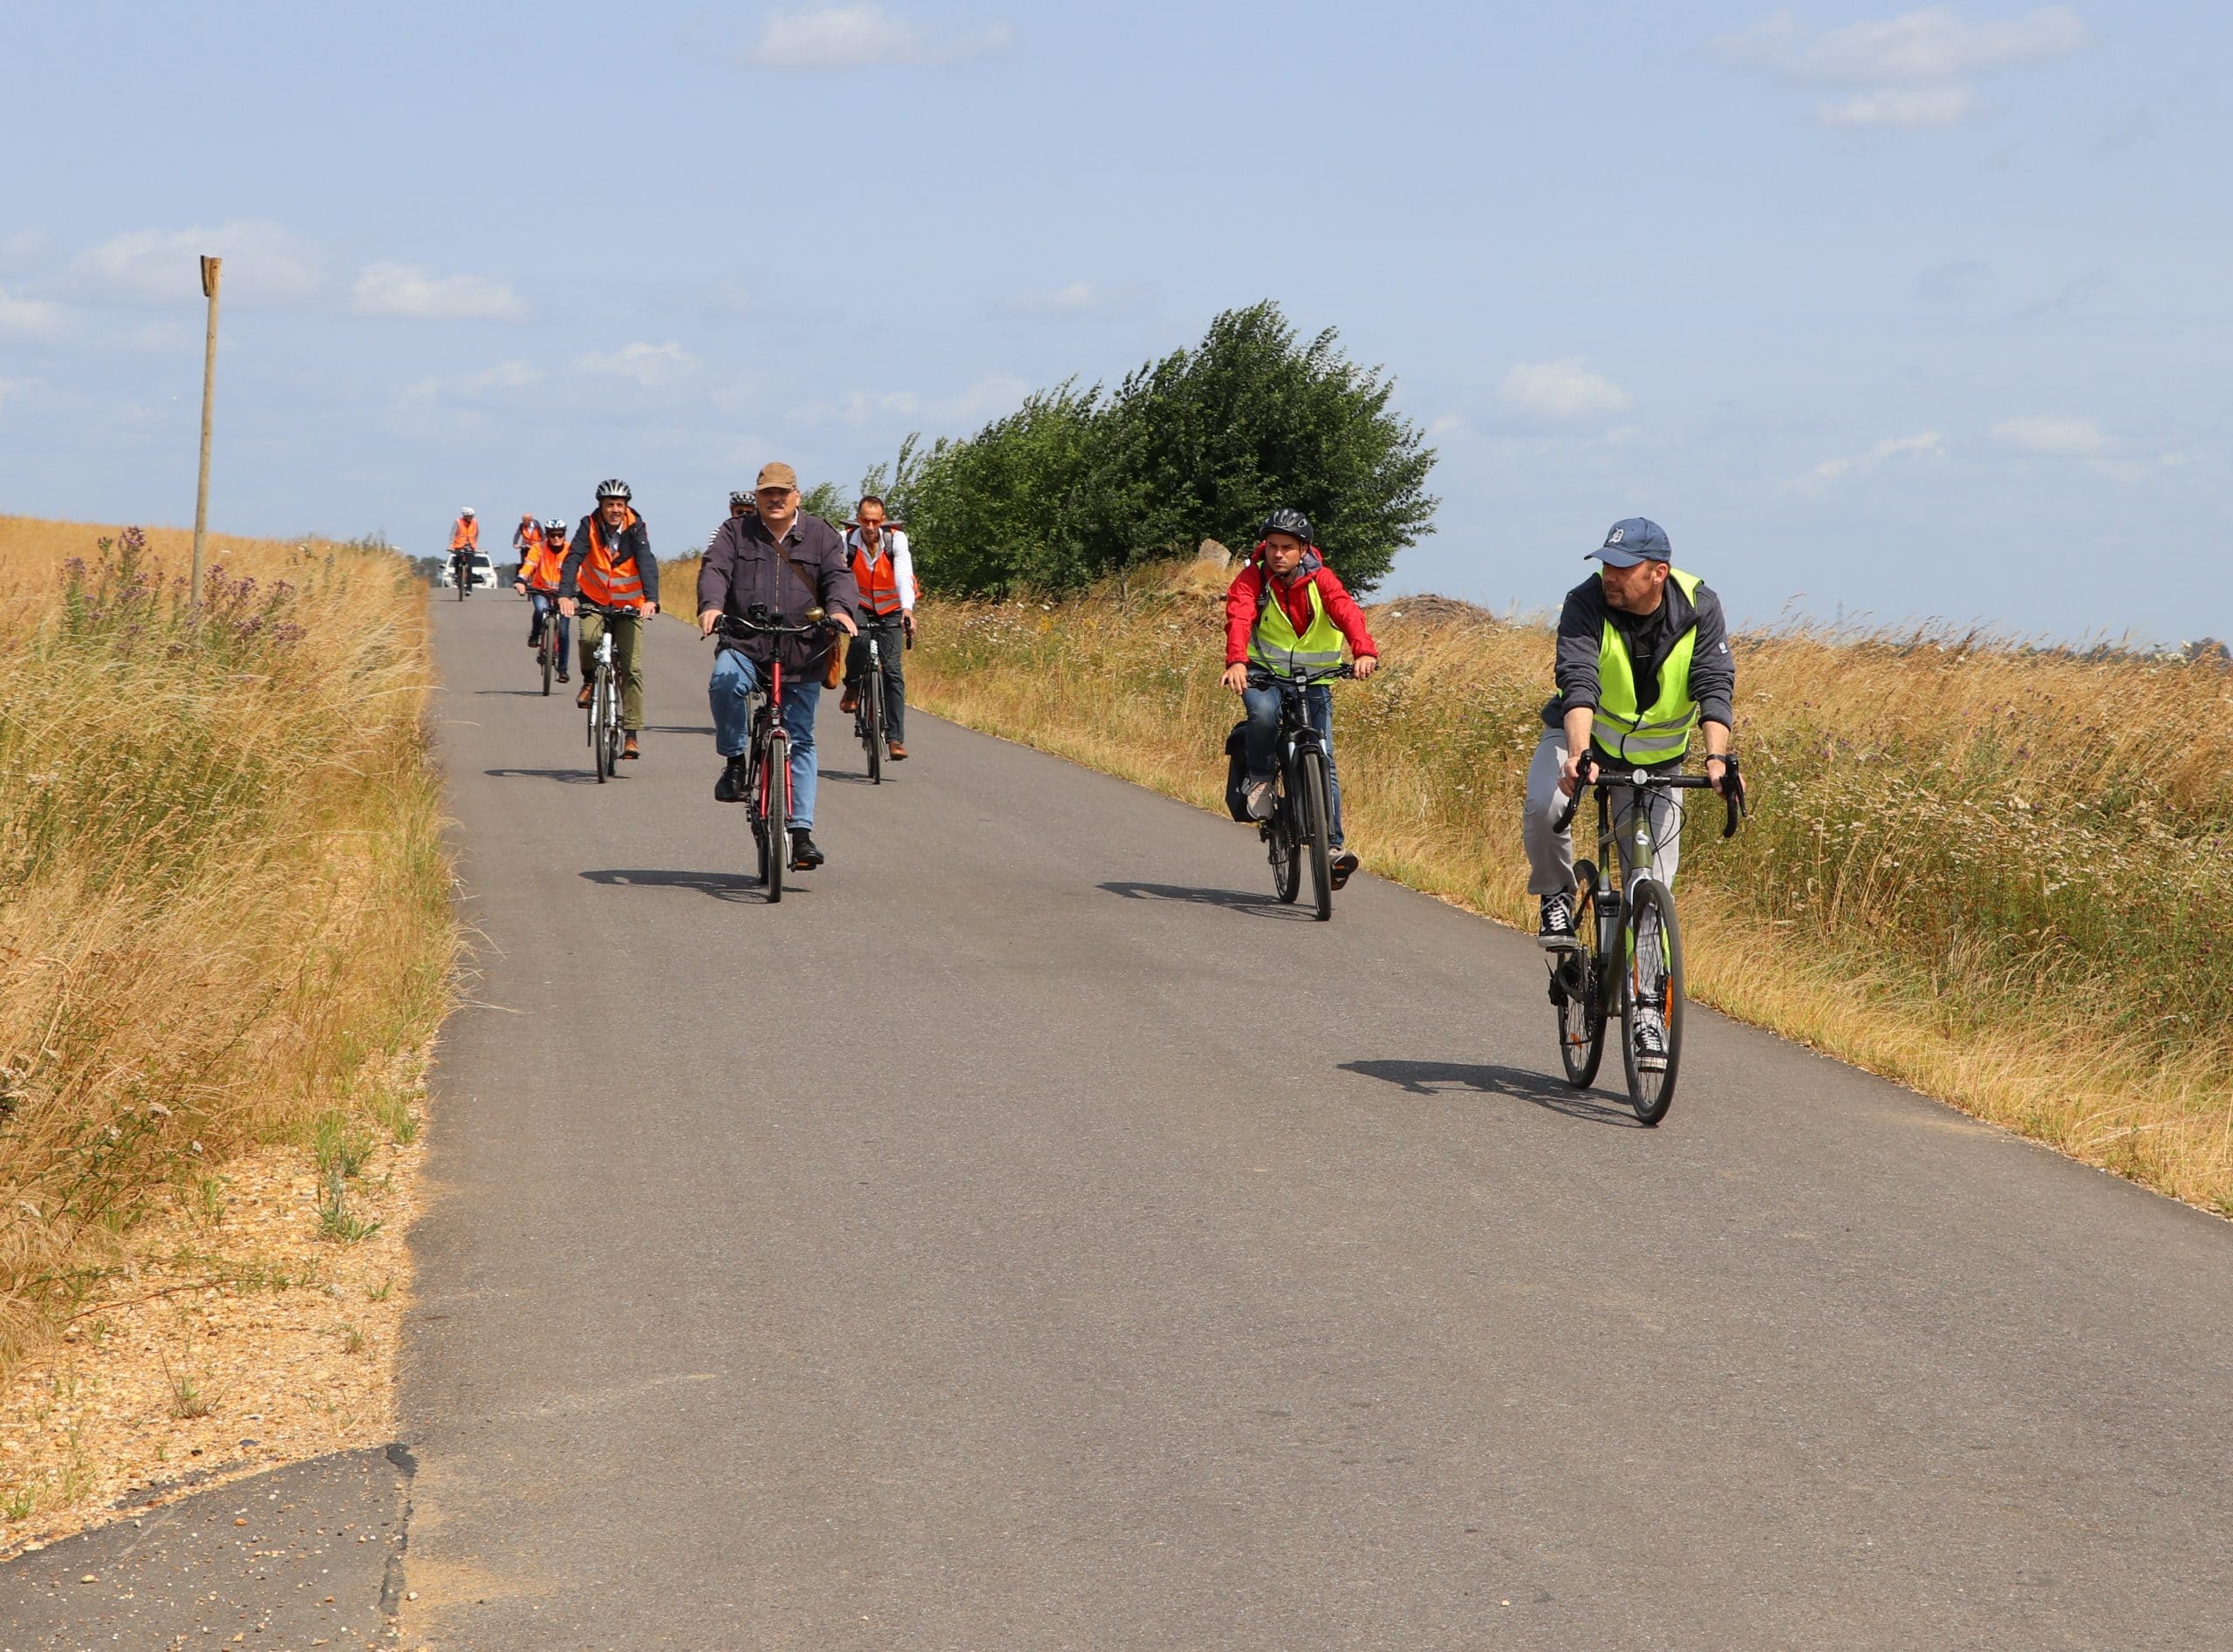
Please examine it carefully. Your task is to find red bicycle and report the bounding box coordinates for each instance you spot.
[713,606,837,902]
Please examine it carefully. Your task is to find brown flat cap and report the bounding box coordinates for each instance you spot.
[755,461,799,491]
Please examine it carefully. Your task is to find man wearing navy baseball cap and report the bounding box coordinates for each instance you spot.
[1522,517,1738,1069]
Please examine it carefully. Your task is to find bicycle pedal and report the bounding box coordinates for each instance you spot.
[1537,934,1582,952]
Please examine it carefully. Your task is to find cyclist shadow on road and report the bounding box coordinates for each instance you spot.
[579,867,776,903]
[484,767,604,786]
[1097,881,1319,921]
[1339,1059,1647,1128]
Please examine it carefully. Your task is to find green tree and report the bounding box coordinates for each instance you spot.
[893,303,1436,596]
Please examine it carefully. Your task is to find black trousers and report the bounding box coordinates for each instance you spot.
[843,614,907,743]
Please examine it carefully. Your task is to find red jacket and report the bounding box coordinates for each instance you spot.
[1224,555,1377,667]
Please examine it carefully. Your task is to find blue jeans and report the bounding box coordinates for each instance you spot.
[528,591,570,661]
[1242,681,1344,847]
[710,648,822,830]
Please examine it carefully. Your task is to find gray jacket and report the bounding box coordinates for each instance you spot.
[697,512,859,673]
[1542,572,1735,737]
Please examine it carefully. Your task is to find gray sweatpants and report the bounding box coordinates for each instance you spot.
[1522,727,1682,896]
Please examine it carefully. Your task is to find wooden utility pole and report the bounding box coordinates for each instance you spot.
[191,256,222,604]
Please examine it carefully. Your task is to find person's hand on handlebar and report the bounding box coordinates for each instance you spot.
[831,610,858,638]
[699,606,722,638]
[1560,747,1598,799]
[557,596,577,618]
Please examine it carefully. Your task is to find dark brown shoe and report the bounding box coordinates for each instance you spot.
[621,734,641,760]
[576,682,593,708]
[887,741,908,761]
[839,688,859,714]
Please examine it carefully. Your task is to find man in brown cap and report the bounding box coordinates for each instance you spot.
[698,462,859,871]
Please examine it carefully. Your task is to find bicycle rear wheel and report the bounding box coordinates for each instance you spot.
[1620,878,1684,1125]
[1298,749,1333,921]
[1267,802,1300,904]
[1554,868,1606,1089]
[764,732,789,902]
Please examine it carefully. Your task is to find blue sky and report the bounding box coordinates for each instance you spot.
[2,2,2224,641]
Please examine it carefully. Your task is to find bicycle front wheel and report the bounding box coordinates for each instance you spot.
[1554,870,1606,1089]
[592,672,614,782]
[539,634,554,696]
[1267,800,1300,904]
[764,732,789,902]
[864,674,884,785]
[1620,878,1684,1125]
[1298,749,1333,921]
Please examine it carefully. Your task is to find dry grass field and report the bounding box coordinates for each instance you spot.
[0,515,454,1541]
[907,562,2233,1217]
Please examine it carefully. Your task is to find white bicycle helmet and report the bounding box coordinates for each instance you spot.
[461,506,476,517]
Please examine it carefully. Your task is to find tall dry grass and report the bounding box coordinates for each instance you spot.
[910,564,2233,1215]
[0,517,454,1372]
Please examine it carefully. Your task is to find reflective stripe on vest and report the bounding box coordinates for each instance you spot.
[1248,572,1345,674]
[577,509,645,606]
[1593,566,1703,764]
[852,544,903,616]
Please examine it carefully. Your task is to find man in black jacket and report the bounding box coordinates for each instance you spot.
[697,462,859,870]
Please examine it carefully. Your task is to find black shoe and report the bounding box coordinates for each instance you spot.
[789,829,824,870]
[557,672,570,684]
[1539,891,1578,950]
[714,756,748,802]
[1328,848,1359,890]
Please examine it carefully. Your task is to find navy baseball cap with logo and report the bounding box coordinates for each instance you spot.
[1588,517,1671,568]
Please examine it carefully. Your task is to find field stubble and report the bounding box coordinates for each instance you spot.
[908,564,2233,1215]
[0,515,454,1545]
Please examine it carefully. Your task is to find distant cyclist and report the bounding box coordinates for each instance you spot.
[447,507,479,590]
[840,494,916,761]
[698,461,858,871]
[514,516,571,679]
[558,480,659,761]
[1526,518,1735,1060]
[512,512,543,560]
[1221,508,1379,889]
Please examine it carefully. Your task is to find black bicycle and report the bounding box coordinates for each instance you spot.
[853,631,887,784]
[1246,662,1353,922]
[529,590,560,696]
[1547,755,1744,1124]
[714,606,838,902]
[576,601,639,783]
[451,549,473,601]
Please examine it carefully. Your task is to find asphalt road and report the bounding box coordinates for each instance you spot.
[398,590,2233,1649]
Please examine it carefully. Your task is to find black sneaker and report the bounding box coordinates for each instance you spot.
[1539,891,1578,950]
[714,756,748,802]
[1329,849,1359,890]
[789,829,825,870]
[1634,1007,1670,1072]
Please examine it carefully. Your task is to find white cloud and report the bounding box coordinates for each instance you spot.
[746,3,1013,69]
[111,319,198,353]
[1991,414,2110,455]
[1499,358,1632,423]
[1818,84,1977,127]
[1716,6,2086,84]
[69,220,333,306]
[576,341,704,391]
[0,283,71,341]
[1000,279,1148,319]
[398,360,548,413]
[1791,430,1944,492]
[1714,6,2086,129]
[2014,270,2107,318]
[352,261,530,323]
[796,370,1029,429]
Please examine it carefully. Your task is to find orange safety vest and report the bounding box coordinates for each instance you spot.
[851,540,904,617]
[449,517,480,550]
[519,536,564,591]
[577,509,645,607]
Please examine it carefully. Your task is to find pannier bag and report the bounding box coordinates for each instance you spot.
[1223,721,1252,822]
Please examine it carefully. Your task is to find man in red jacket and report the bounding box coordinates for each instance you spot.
[1221,508,1380,887]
